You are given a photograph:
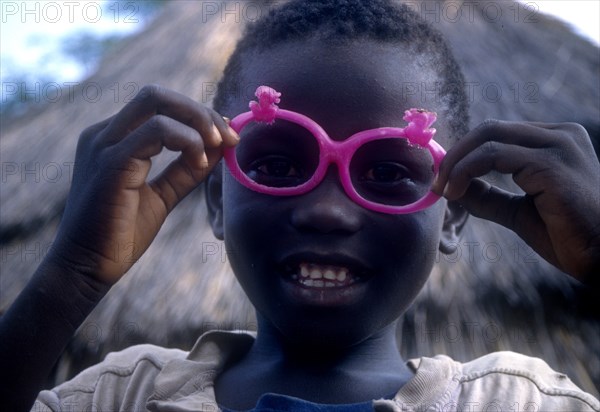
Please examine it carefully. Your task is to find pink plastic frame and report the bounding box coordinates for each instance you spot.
[224,86,446,214]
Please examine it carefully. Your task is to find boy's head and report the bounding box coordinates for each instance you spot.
[207,0,469,349]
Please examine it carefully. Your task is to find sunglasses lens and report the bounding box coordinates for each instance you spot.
[234,119,320,188]
[349,138,435,206]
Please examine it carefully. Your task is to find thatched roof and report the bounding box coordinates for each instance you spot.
[1,0,598,394]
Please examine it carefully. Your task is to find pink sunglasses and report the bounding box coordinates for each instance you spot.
[223,86,446,214]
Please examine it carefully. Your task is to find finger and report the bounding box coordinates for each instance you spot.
[149,150,220,213]
[113,115,208,171]
[148,130,227,213]
[114,114,225,210]
[210,111,240,148]
[72,116,119,187]
[100,85,225,148]
[434,120,562,193]
[521,121,595,158]
[458,178,528,228]
[109,115,208,197]
[81,116,114,139]
[457,179,559,266]
[78,116,115,152]
[441,143,551,200]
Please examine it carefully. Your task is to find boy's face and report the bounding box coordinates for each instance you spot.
[214,39,456,348]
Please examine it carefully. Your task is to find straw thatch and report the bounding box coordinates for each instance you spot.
[1,0,598,395]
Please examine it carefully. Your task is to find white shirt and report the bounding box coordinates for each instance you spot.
[33,330,600,411]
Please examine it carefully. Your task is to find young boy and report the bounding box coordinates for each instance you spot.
[2,1,599,411]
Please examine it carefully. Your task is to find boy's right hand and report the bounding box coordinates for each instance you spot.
[49,85,238,285]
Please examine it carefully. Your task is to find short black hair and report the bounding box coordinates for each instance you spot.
[214,0,469,140]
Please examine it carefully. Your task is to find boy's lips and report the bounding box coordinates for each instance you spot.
[276,252,374,306]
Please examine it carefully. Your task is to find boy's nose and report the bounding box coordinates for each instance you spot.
[290,166,362,235]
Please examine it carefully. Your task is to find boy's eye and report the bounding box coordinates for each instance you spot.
[362,162,412,184]
[258,159,298,177]
[251,156,301,178]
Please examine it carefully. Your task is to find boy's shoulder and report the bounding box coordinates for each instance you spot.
[457,350,579,384]
[33,343,188,411]
[32,330,255,412]
[376,351,600,412]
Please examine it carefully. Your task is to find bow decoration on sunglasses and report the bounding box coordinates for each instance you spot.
[402,109,437,147]
[250,86,282,124]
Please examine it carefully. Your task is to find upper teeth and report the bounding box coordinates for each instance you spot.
[300,263,349,282]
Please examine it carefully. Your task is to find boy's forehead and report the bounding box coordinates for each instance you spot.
[228,38,450,141]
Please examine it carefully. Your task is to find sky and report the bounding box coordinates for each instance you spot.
[1,0,599,90]
[1,0,151,84]
[530,0,599,44]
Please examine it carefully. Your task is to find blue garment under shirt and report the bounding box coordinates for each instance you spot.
[220,392,389,412]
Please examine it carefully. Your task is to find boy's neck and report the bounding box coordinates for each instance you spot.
[251,315,406,370]
[215,316,413,409]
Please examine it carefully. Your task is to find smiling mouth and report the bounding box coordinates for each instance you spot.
[283,262,365,289]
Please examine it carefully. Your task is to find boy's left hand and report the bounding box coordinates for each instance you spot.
[432,120,600,283]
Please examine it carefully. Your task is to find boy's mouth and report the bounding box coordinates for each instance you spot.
[276,252,374,306]
[278,256,372,306]
[287,262,361,288]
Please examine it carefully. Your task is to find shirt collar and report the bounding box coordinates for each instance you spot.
[145,329,459,412]
[146,330,256,412]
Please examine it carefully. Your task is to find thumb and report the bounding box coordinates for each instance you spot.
[455,178,521,227]
[456,178,559,267]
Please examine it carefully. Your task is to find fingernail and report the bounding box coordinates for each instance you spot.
[432,176,445,195]
[442,183,451,197]
[227,126,240,142]
[212,124,222,142]
[222,116,231,124]
[432,176,440,192]
[200,152,209,169]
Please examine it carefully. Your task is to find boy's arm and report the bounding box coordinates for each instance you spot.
[0,85,239,412]
[433,120,600,285]
[0,258,109,412]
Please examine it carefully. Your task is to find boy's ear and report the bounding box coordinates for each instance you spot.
[205,161,224,240]
[439,200,469,254]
